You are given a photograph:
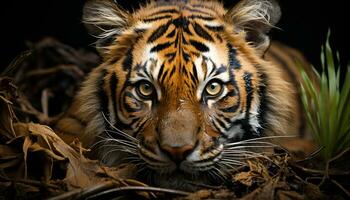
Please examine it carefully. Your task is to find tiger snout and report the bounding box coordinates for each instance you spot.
[157,109,199,163]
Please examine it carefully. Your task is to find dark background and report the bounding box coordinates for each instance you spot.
[0,0,349,71]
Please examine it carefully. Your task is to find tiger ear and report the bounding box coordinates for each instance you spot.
[83,0,130,54]
[225,0,281,54]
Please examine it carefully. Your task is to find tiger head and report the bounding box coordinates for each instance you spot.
[66,0,294,189]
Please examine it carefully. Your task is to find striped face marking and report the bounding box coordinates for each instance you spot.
[97,1,265,183]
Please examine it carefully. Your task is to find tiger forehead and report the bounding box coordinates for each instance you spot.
[134,0,227,19]
[129,2,230,87]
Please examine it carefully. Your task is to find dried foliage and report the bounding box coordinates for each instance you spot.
[0,38,349,199]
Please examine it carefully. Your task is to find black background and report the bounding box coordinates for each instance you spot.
[0,0,349,71]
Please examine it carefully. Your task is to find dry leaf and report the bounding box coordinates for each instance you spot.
[0,77,18,140]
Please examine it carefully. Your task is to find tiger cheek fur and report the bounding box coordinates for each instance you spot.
[55,0,305,190]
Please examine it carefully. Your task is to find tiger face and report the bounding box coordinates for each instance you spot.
[58,0,298,189]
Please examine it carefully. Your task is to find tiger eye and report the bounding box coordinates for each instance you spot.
[206,81,222,96]
[137,82,154,98]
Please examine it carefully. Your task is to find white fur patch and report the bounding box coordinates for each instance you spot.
[226,124,244,139]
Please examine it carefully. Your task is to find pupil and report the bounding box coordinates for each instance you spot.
[143,83,151,93]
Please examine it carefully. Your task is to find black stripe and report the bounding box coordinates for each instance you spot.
[185,81,191,89]
[190,40,209,52]
[216,34,223,43]
[143,15,172,22]
[166,29,176,38]
[193,22,214,42]
[150,9,178,16]
[268,48,306,135]
[174,34,179,48]
[243,72,253,118]
[191,4,213,9]
[214,65,227,76]
[240,72,256,138]
[189,15,215,21]
[122,48,133,71]
[150,42,173,52]
[133,118,149,135]
[215,116,228,131]
[230,119,254,140]
[165,52,176,62]
[134,28,146,34]
[217,113,233,124]
[220,103,240,113]
[207,58,216,76]
[169,66,176,78]
[227,43,241,69]
[123,92,143,112]
[116,65,133,131]
[129,117,142,128]
[182,52,190,62]
[183,6,213,15]
[192,62,198,82]
[97,69,109,124]
[172,17,189,28]
[183,25,192,36]
[190,71,197,84]
[182,35,188,44]
[110,72,118,120]
[160,70,169,84]
[256,67,268,136]
[157,63,165,80]
[212,118,225,133]
[205,25,224,32]
[147,21,171,43]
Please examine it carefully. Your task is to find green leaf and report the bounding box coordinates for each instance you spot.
[297,30,350,160]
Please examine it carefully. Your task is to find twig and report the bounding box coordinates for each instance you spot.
[320,147,350,186]
[1,50,32,76]
[291,163,350,176]
[184,181,223,190]
[25,65,84,78]
[294,146,324,163]
[0,175,60,190]
[330,179,350,198]
[41,89,51,118]
[47,181,118,200]
[86,186,191,200]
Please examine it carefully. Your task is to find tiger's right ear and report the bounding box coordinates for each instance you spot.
[83,0,130,53]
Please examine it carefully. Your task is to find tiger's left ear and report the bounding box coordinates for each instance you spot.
[83,0,130,55]
[225,0,281,54]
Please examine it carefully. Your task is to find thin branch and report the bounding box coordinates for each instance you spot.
[86,186,190,200]
[330,179,350,198]
[47,181,118,200]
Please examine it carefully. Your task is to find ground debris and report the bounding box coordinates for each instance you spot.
[2,38,100,124]
[0,78,139,199]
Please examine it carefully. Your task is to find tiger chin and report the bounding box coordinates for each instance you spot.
[56,0,309,190]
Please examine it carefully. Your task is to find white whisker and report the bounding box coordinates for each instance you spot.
[220,159,246,166]
[101,112,139,143]
[226,135,297,146]
[226,145,278,149]
[225,141,279,147]
[100,140,138,149]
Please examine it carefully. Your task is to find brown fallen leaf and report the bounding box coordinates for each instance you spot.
[0,77,18,140]
[233,159,271,187]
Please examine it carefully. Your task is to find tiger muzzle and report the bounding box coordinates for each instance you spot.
[157,108,200,163]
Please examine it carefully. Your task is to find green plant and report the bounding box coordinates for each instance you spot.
[298,33,350,160]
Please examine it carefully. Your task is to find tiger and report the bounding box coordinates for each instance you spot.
[55,0,311,190]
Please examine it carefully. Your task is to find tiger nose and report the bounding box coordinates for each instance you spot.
[160,144,195,163]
